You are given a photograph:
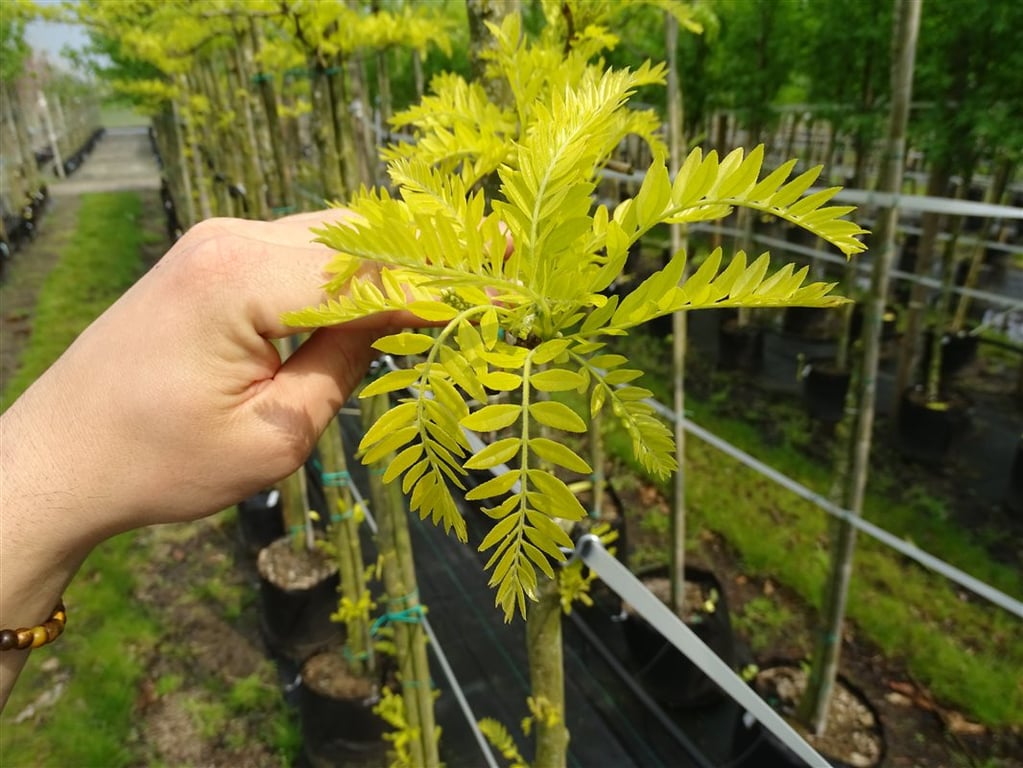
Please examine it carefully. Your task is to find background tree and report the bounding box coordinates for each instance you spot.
[895,0,1023,406]
[798,0,922,735]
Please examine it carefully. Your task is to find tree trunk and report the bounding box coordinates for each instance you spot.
[5,80,38,193]
[249,17,295,214]
[277,337,315,551]
[169,97,197,228]
[526,575,569,768]
[412,48,425,101]
[310,59,345,202]
[229,39,269,220]
[326,59,358,192]
[37,92,65,180]
[665,11,688,618]
[361,393,439,768]
[466,0,519,104]
[316,417,372,677]
[892,158,950,414]
[348,53,378,187]
[798,0,921,734]
[199,59,234,216]
[951,156,1014,330]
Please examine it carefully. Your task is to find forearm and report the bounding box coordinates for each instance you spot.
[0,376,108,710]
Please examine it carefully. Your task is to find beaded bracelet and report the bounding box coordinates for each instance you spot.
[0,601,67,651]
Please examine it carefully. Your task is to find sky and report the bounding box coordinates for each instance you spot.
[24,19,89,65]
[22,0,91,70]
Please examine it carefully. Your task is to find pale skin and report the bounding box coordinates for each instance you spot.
[0,209,417,710]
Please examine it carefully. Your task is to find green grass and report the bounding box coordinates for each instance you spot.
[0,192,299,765]
[100,102,149,129]
[0,192,154,766]
[1,192,146,411]
[601,331,1023,727]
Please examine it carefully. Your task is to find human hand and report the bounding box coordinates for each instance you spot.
[2,209,417,543]
[1,208,427,707]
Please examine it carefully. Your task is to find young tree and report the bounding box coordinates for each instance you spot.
[285,11,865,767]
[798,0,922,735]
[895,0,1022,407]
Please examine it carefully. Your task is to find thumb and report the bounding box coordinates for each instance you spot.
[270,325,381,438]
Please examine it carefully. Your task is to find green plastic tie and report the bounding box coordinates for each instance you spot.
[400,678,435,690]
[322,470,351,487]
[370,605,425,637]
[386,589,419,608]
[331,508,354,523]
[342,646,370,662]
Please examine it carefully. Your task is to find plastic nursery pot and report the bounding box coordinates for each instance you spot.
[921,328,980,378]
[621,565,737,709]
[237,489,285,556]
[300,651,387,768]
[896,386,972,466]
[802,360,852,424]
[730,663,885,768]
[850,303,900,345]
[717,316,765,374]
[782,306,838,341]
[1006,435,1023,517]
[256,536,342,663]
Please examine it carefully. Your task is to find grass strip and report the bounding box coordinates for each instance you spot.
[1,192,145,411]
[600,333,1023,727]
[0,192,157,766]
[1,191,300,766]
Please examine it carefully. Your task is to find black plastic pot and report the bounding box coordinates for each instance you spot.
[718,317,765,374]
[782,306,837,340]
[237,489,285,556]
[897,386,971,465]
[850,303,899,344]
[731,664,885,768]
[257,540,341,662]
[300,654,386,768]
[621,565,736,709]
[921,328,979,378]
[802,361,851,424]
[1006,435,1023,517]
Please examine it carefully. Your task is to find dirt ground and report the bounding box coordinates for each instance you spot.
[4,129,1021,768]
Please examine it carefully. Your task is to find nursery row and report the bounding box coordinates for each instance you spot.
[6,1,1018,765]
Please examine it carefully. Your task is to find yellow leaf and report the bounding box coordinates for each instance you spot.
[529,368,587,392]
[465,437,522,470]
[461,403,522,432]
[529,401,587,433]
[372,332,435,355]
[529,438,592,474]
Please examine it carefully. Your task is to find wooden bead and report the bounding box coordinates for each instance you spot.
[31,626,49,649]
[0,601,67,652]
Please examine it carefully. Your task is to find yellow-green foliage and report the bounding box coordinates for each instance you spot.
[478,717,530,768]
[374,687,441,768]
[284,14,866,621]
